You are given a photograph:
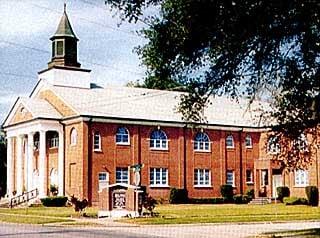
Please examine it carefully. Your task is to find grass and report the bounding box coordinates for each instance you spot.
[0,206,98,225]
[125,204,320,225]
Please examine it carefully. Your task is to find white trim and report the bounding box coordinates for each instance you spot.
[194,169,211,187]
[226,170,235,187]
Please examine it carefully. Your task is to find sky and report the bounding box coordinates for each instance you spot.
[0,0,148,123]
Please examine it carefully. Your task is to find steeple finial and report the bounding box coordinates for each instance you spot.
[64,3,66,12]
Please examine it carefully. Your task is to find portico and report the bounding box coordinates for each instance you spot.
[6,120,64,198]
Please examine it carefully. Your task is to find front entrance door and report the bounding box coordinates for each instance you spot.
[272,174,283,198]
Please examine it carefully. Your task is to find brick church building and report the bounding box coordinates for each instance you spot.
[3,9,320,206]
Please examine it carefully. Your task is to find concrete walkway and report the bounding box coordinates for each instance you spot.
[92,220,320,238]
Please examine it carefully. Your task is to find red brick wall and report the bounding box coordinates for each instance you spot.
[87,122,261,205]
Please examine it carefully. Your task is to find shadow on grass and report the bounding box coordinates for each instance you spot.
[259,228,320,238]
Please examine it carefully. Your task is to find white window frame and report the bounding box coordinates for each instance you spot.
[150,130,169,150]
[55,39,64,57]
[98,172,109,191]
[194,169,211,187]
[295,170,309,187]
[245,134,252,148]
[50,137,59,148]
[294,134,308,152]
[226,170,235,187]
[116,168,129,184]
[246,169,253,184]
[260,169,269,186]
[149,168,168,187]
[194,132,211,152]
[93,131,101,151]
[267,136,280,154]
[70,128,77,146]
[226,135,234,149]
[115,127,130,145]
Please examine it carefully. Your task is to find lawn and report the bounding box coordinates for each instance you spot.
[126,204,320,225]
[0,206,98,224]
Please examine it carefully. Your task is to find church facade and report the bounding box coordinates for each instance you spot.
[3,9,320,206]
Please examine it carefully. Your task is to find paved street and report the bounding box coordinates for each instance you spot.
[0,221,319,238]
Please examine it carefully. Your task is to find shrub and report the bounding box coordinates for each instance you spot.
[276,186,290,202]
[70,195,89,213]
[50,185,58,196]
[245,188,254,200]
[143,194,157,216]
[189,197,224,204]
[233,194,250,204]
[283,197,308,206]
[220,185,234,202]
[169,188,188,204]
[41,196,68,207]
[305,186,319,206]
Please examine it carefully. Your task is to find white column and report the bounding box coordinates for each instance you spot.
[27,132,34,191]
[24,138,28,192]
[39,130,46,198]
[6,137,13,197]
[58,130,64,196]
[16,135,24,195]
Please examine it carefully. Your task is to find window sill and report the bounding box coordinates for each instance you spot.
[226,147,235,150]
[150,148,169,151]
[149,185,170,188]
[194,185,212,188]
[116,142,130,146]
[246,182,254,185]
[194,150,211,153]
[293,185,308,188]
[245,146,253,149]
[93,149,103,153]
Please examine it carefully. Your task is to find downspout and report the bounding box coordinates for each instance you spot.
[87,118,93,204]
[239,129,243,194]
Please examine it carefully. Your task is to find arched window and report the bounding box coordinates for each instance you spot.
[194,132,210,151]
[226,135,234,148]
[93,131,101,151]
[116,127,129,145]
[70,128,77,145]
[245,134,252,148]
[150,129,168,149]
[267,136,280,154]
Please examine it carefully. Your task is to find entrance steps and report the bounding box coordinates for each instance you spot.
[249,197,271,205]
[0,198,9,208]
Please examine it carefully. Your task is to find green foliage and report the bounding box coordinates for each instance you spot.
[233,194,250,204]
[245,188,254,200]
[277,186,290,202]
[169,188,188,204]
[70,195,89,213]
[49,185,58,196]
[220,185,234,202]
[283,197,308,206]
[305,186,319,206]
[143,194,157,216]
[106,0,320,152]
[40,196,68,207]
[188,197,224,204]
[0,140,6,197]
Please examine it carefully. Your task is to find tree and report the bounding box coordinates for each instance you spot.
[0,139,6,197]
[106,0,320,169]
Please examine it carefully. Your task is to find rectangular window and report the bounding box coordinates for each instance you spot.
[98,172,109,191]
[246,170,253,183]
[261,170,269,186]
[50,137,59,148]
[226,170,235,186]
[116,168,129,184]
[150,168,168,186]
[93,132,101,151]
[194,169,211,187]
[295,170,309,187]
[56,40,64,56]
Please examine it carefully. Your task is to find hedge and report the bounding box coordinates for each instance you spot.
[188,197,225,204]
[305,186,319,206]
[169,188,188,204]
[233,194,250,204]
[277,186,290,202]
[283,197,308,205]
[220,185,234,202]
[40,196,68,207]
